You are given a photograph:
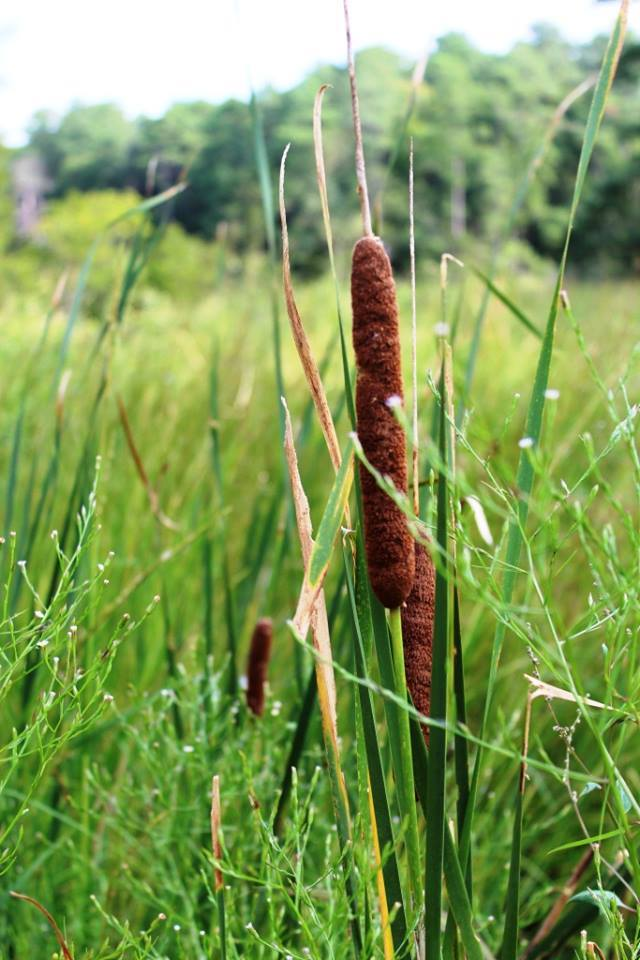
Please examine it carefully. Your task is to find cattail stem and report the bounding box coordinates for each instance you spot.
[388,606,422,916]
[343,0,373,237]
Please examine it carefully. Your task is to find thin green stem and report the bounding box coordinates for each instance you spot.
[388,605,422,923]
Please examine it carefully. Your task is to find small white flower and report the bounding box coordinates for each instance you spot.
[544,388,560,400]
[182,745,195,754]
[434,322,449,337]
[518,437,534,450]
[36,639,49,649]
[385,394,402,409]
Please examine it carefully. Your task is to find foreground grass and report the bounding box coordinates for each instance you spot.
[1,247,638,957]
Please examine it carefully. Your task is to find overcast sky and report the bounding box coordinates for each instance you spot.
[0,0,636,146]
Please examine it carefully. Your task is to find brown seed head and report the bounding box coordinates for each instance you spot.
[401,540,435,744]
[351,236,415,608]
[246,617,273,717]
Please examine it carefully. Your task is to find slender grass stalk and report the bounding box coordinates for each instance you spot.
[500,694,533,959]
[343,0,373,238]
[211,775,227,960]
[425,358,449,960]
[388,606,423,914]
[10,892,73,960]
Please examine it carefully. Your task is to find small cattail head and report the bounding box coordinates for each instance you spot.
[401,540,435,744]
[351,236,415,608]
[246,617,273,717]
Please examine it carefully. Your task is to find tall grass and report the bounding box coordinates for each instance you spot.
[1,2,638,957]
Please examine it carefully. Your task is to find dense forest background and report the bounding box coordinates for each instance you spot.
[2,26,640,299]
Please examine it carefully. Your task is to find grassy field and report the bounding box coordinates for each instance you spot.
[1,7,640,959]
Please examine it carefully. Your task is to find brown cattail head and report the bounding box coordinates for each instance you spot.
[401,540,435,744]
[351,236,415,608]
[246,617,273,717]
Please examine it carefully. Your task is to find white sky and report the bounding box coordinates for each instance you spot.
[0,0,636,146]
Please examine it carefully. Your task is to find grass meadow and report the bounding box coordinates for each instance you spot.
[1,3,639,958]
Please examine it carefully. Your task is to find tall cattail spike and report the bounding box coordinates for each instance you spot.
[401,540,435,744]
[351,236,415,609]
[246,617,273,717]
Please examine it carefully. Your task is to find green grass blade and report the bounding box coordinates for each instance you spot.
[410,721,485,960]
[307,441,354,589]
[468,266,541,340]
[458,0,629,886]
[425,359,450,960]
[345,541,409,957]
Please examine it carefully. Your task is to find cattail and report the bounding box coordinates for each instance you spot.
[351,236,415,609]
[401,540,435,744]
[246,617,272,716]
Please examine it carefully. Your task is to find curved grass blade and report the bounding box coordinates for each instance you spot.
[468,266,541,340]
[458,0,630,897]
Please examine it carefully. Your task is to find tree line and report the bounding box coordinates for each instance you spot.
[12,26,640,274]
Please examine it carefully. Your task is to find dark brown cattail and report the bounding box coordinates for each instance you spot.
[401,540,435,744]
[351,235,415,609]
[246,618,273,717]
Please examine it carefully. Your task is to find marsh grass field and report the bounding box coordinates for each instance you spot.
[1,3,640,958]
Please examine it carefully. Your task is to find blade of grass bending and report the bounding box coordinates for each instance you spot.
[280,145,342,473]
[292,439,354,639]
[344,540,409,958]
[410,722,486,960]
[460,75,596,422]
[425,359,450,960]
[55,184,185,385]
[10,893,72,960]
[468,267,541,340]
[115,220,164,326]
[458,0,629,881]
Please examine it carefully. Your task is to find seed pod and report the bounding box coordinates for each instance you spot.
[351,235,415,608]
[246,618,273,717]
[401,540,435,744]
